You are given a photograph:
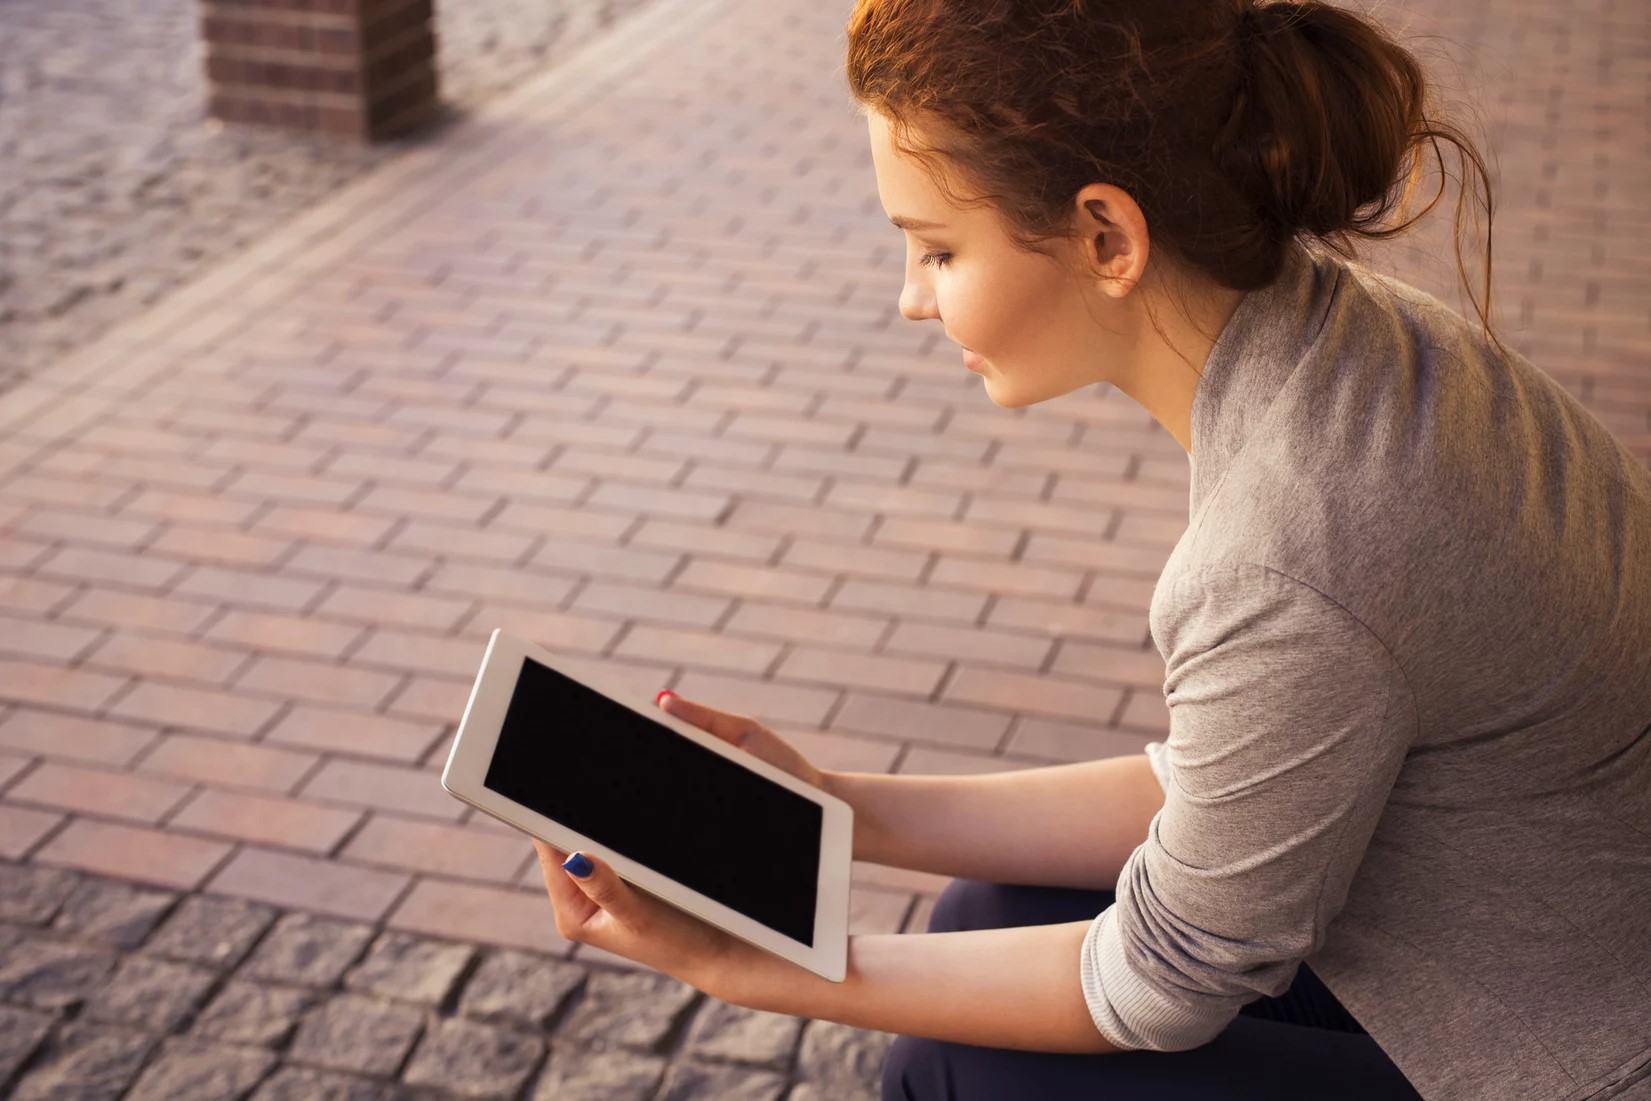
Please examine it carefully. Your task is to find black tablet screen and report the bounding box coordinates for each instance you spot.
[484,656,822,946]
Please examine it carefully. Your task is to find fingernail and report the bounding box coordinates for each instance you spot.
[655,690,674,707]
[562,852,592,878]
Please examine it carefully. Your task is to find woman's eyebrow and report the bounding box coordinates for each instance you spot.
[889,215,948,231]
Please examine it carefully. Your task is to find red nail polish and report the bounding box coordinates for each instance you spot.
[656,690,673,706]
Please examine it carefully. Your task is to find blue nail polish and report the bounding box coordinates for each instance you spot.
[563,852,592,878]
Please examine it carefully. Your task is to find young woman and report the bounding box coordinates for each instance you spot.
[535,1,1651,1098]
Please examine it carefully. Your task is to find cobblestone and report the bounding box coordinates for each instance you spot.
[342,930,475,1006]
[681,999,805,1070]
[0,936,117,1011]
[401,1016,546,1098]
[529,1046,668,1101]
[287,992,425,1078]
[0,866,78,926]
[456,947,584,1029]
[0,1004,54,1084]
[79,953,218,1031]
[250,1066,391,1101]
[554,969,701,1052]
[48,878,175,949]
[8,1020,156,1101]
[241,912,374,988]
[123,1037,277,1101]
[655,1059,790,1101]
[191,980,321,1048]
[145,894,277,969]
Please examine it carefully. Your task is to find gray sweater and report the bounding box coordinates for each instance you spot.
[1077,238,1651,1100]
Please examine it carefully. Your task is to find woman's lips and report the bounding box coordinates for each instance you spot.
[962,349,986,371]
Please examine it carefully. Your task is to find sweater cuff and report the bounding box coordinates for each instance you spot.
[1079,903,1233,1052]
[1143,741,1170,792]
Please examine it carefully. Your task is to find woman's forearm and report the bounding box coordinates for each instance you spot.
[823,753,1164,891]
[710,923,1123,1054]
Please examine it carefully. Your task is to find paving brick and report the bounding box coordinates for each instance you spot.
[774,645,949,697]
[0,804,63,858]
[614,623,782,675]
[82,631,251,685]
[882,620,1054,669]
[0,573,77,616]
[170,789,365,853]
[263,703,445,764]
[36,545,188,590]
[239,912,375,987]
[109,682,284,739]
[172,565,328,612]
[35,819,231,890]
[349,627,485,678]
[254,505,399,547]
[300,758,464,821]
[138,733,317,793]
[316,584,475,632]
[56,587,220,635]
[0,657,129,712]
[342,814,530,883]
[207,848,410,922]
[235,655,405,710]
[8,761,190,824]
[387,878,567,954]
[205,610,366,660]
[0,612,103,664]
[148,524,294,568]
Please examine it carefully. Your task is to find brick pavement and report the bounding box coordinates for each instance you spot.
[1,0,1648,1095]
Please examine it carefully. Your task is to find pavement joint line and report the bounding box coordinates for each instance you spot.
[0,0,733,442]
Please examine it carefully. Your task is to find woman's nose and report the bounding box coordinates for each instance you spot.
[899,282,939,323]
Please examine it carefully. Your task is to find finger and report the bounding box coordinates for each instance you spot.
[532,838,597,923]
[559,850,641,927]
[659,692,757,745]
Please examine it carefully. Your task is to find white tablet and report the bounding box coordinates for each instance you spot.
[441,629,853,982]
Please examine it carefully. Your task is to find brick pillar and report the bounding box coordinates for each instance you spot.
[200,0,440,142]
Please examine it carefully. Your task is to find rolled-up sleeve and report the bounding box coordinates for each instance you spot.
[1080,563,1415,1051]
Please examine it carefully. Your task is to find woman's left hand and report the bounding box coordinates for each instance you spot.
[531,839,743,994]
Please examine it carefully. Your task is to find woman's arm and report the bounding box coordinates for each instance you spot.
[823,752,1164,891]
[707,921,1124,1054]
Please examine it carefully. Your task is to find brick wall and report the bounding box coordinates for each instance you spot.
[200,0,440,141]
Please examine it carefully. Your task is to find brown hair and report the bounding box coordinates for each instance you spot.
[846,0,1502,356]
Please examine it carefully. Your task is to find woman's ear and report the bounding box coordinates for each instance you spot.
[1072,183,1150,299]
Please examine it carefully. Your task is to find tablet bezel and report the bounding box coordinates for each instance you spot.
[441,629,852,982]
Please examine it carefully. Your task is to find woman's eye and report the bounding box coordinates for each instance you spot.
[919,251,951,269]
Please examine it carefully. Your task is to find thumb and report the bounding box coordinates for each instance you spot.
[561,850,637,922]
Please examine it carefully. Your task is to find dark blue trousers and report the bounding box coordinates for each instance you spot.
[881,878,1424,1100]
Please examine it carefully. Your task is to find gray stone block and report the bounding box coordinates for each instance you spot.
[192,979,320,1048]
[343,930,475,1006]
[794,1019,895,1098]
[401,1016,546,1099]
[9,1020,156,1101]
[288,993,424,1078]
[554,969,699,1052]
[530,1045,667,1101]
[0,864,79,925]
[241,912,374,988]
[124,1037,276,1101]
[0,1004,55,1086]
[51,878,176,949]
[0,936,117,1011]
[250,1066,390,1101]
[81,954,218,1031]
[146,894,276,969]
[681,999,804,1070]
[655,1059,788,1101]
[456,948,584,1029]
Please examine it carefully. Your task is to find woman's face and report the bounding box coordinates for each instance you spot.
[866,110,1123,409]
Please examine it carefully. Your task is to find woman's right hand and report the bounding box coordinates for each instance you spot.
[656,691,832,793]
